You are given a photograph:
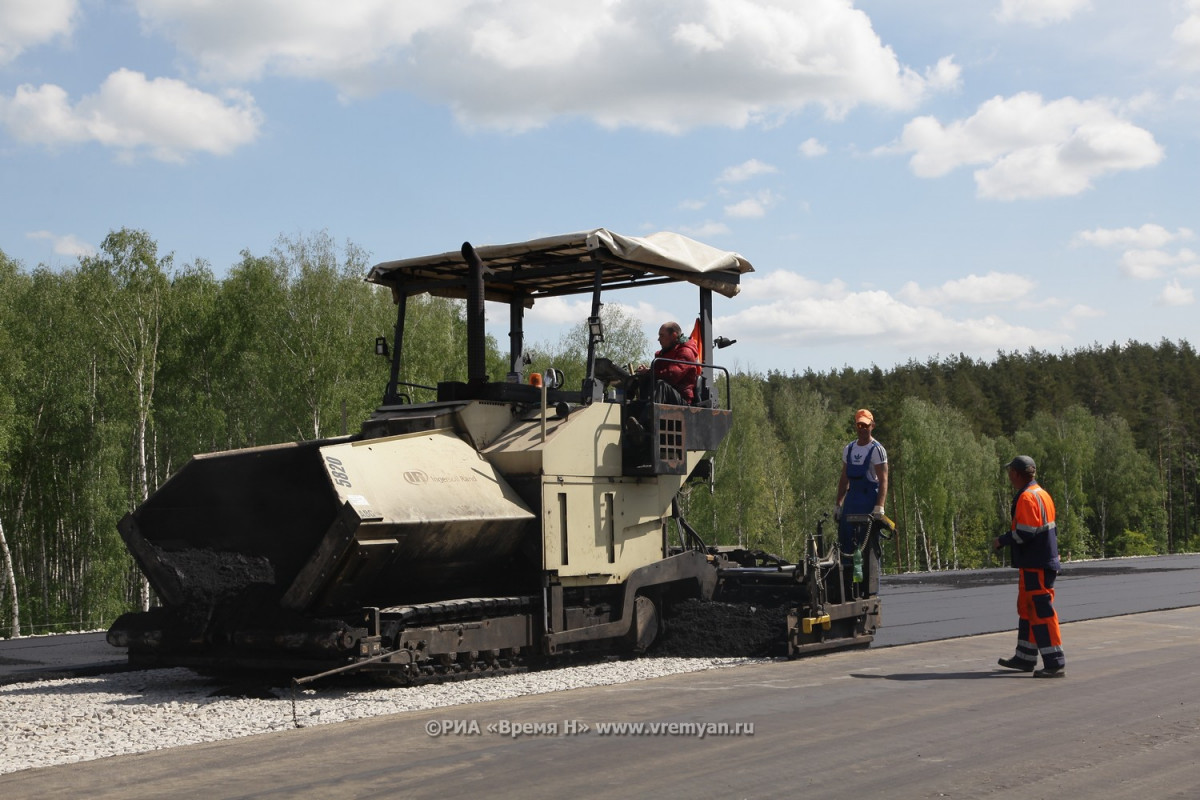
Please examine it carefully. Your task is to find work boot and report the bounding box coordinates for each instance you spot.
[1033,666,1066,678]
[997,656,1035,672]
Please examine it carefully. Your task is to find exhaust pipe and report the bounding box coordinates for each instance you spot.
[462,242,488,385]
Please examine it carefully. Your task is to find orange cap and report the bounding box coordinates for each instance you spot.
[854,409,874,425]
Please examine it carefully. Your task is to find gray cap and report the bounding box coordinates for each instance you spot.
[1005,455,1036,471]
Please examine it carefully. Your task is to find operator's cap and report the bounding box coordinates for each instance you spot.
[854,409,874,425]
[1005,455,1036,471]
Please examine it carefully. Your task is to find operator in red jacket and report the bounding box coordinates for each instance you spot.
[634,321,699,405]
[992,455,1066,678]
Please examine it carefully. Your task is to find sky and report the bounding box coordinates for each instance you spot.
[2,0,1199,376]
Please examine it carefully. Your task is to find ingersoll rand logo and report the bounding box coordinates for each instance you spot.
[403,470,429,484]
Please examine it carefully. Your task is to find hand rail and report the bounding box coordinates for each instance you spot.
[649,357,732,410]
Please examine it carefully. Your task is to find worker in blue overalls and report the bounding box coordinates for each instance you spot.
[835,409,889,599]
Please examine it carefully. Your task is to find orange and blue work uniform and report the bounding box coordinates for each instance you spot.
[996,481,1065,671]
[839,440,884,565]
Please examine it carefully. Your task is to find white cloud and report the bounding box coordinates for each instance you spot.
[0,69,263,162]
[134,0,466,83]
[1073,224,1194,249]
[724,199,765,219]
[896,92,1163,199]
[719,271,1064,354]
[26,230,95,258]
[798,137,828,157]
[1118,248,1198,279]
[1173,0,1200,71]
[737,270,847,302]
[1178,252,1200,277]
[994,0,1091,27]
[527,296,594,325]
[678,221,731,239]
[923,56,963,93]
[724,190,780,219]
[718,159,777,183]
[711,161,781,220]
[527,297,667,341]
[1159,280,1195,306]
[1175,85,1200,102]
[1074,225,1199,280]
[897,272,1036,306]
[0,0,76,65]
[132,0,955,133]
[1061,304,1104,330]
[1119,249,1172,279]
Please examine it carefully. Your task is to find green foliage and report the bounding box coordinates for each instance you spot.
[268,231,382,439]
[685,375,795,555]
[0,230,491,636]
[1089,414,1164,557]
[0,250,24,473]
[1,260,133,631]
[0,250,26,634]
[1109,529,1158,557]
[2,230,1198,636]
[777,342,1200,559]
[890,398,996,570]
[526,304,650,395]
[763,379,843,540]
[1015,406,1098,559]
[694,343,1200,576]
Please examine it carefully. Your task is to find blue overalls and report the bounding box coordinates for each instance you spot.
[839,441,880,565]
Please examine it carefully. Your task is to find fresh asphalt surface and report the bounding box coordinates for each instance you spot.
[2,554,1199,798]
[873,552,1200,646]
[4,554,1197,683]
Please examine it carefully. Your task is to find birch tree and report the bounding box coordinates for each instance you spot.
[79,229,171,610]
[690,374,779,550]
[1088,414,1163,556]
[893,397,994,570]
[768,382,842,550]
[1015,405,1097,559]
[210,251,290,446]
[154,260,224,478]
[263,231,398,440]
[0,251,25,635]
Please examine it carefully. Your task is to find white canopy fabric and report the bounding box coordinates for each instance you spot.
[366,228,754,300]
[587,229,753,296]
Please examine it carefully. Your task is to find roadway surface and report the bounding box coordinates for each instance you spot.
[873,552,1200,646]
[2,554,1199,799]
[4,554,1197,683]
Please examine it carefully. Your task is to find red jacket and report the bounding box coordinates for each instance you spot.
[655,338,700,402]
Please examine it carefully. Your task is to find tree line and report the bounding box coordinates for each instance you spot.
[684,372,1171,574]
[0,228,1194,638]
[0,229,469,637]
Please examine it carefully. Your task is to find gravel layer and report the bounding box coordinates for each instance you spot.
[0,656,758,775]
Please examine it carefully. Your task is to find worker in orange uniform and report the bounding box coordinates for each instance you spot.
[993,455,1066,678]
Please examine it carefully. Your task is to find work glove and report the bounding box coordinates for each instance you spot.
[871,505,885,520]
[833,505,843,522]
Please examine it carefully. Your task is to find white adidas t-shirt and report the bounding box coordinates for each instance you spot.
[843,440,888,484]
